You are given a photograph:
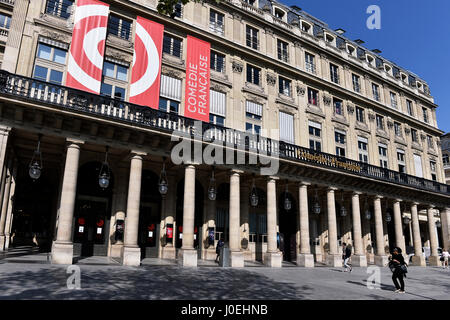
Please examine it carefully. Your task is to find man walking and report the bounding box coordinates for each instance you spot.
[342,242,353,272]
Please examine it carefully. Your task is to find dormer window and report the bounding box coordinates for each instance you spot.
[417,82,423,91]
[243,0,256,6]
[400,73,407,83]
[346,44,356,56]
[301,20,312,34]
[325,33,335,46]
[366,54,375,66]
[274,8,285,20]
[384,64,392,75]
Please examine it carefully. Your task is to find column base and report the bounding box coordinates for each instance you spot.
[110,243,123,259]
[374,255,389,267]
[327,254,342,267]
[228,250,244,267]
[122,246,141,266]
[161,246,176,259]
[411,255,426,267]
[0,235,6,251]
[296,253,315,267]
[178,249,198,267]
[351,254,367,267]
[51,241,74,265]
[428,255,440,266]
[264,252,282,268]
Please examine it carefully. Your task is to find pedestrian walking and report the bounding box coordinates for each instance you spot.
[342,243,352,272]
[215,237,224,263]
[441,248,449,269]
[389,247,407,293]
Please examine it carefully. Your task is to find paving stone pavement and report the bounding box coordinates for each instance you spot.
[0,261,449,300]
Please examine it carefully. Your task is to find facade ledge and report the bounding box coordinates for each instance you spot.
[275,95,296,109]
[162,53,185,68]
[331,115,349,126]
[394,136,407,146]
[243,82,267,98]
[355,122,370,134]
[411,142,423,152]
[306,105,325,118]
[376,129,389,139]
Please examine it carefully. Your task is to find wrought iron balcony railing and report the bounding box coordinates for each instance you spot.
[0,70,448,196]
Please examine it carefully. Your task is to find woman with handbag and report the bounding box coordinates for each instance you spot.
[389,247,407,293]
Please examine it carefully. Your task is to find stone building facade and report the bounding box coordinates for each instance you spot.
[0,0,448,268]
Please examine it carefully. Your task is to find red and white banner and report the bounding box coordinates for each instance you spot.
[129,16,164,108]
[184,36,210,122]
[66,0,109,94]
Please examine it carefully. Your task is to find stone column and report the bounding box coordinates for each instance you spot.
[393,200,406,255]
[373,196,388,266]
[240,183,251,260]
[122,153,144,266]
[326,187,341,266]
[264,177,282,267]
[427,206,440,266]
[297,182,314,267]
[109,166,127,259]
[0,158,12,251]
[441,207,450,252]
[178,164,197,267]
[228,170,244,267]
[351,192,367,266]
[51,140,83,264]
[410,202,425,266]
[161,174,177,259]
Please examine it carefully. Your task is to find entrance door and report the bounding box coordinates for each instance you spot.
[138,202,160,259]
[73,196,109,257]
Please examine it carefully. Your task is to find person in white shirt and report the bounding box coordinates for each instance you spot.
[442,249,449,269]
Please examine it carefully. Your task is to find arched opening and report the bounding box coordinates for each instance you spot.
[138,169,162,259]
[278,191,297,262]
[10,162,60,252]
[73,161,114,257]
[175,178,204,252]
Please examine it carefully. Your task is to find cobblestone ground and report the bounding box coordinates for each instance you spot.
[0,259,449,300]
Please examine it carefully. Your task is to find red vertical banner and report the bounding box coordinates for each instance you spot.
[184,36,210,122]
[129,17,164,108]
[66,0,110,94]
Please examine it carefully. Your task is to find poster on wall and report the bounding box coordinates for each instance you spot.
[129,16,164,108]
[66,0,110,94]
[184,36,210,122]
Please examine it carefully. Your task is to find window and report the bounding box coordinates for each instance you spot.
[443,154,449,165]
[108,15,132,40]
[210,90,226,126]
[307,88,318,106]
[378,144,388,168]
[430,160,437,181]
[274,8,285,20]
[301,21,311,33]
[376,115,384,130]
[279,77,291,96]
[397,150,406,173]
[352,74,360,93]
[305,52,316,74]
[159,98,179,113]
[210,114,225,126]
[246,65,260,85]
[358,137,369,163]
[45,0,73,19]
[100,83,126,100]
[277,39,288,62]
[102,61,128,81]
[33,42,67,89]
[413,154,423,178]
[173,2,182,18]
[36,43,67,64]
[33,65,63,84]
[211,51,225,73]
[427,135,433,149]
[246,101,262,135]
[308,121,321,151]
[330,63,339,84]
[406,99,413,116]
[394,122,402,137]
[390,92,397,109]
[163,34,182,58]
[356,106,364,123]
[159,74,181,113]
[209,10,224,35]
[279,111,294,143]
[246,25,259,50]
[422,107,429,123]
[411,129,418,143]
[335,130,346,157]
[333,98,343,115]
[372,83,380,101]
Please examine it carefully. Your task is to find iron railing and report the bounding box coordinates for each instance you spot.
[0,70,448,196]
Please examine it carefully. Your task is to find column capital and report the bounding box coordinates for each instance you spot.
[374,195,383,200]
[427,205,435,210]
[411,202,419,206]
[267,176,279,182]
[66,138,84,146]
[352,191,362,196]
[130,150,147,157]
[230,169,244,175]
[393,199,403,203]
[327,186,338,192]
[298,181,311,187]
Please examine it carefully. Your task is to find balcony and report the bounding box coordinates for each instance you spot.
[0,0,14,6]
[0,70,448,196]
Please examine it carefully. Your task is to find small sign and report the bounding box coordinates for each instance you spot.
[179,233,183,239]
[96,228,102,234]
[148,231,153,237]
[78,226,84,233]
[194,234,197,240]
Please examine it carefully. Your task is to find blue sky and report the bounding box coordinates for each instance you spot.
[283,0,450,134]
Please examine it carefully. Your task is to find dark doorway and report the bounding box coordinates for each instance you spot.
[73,162,113,257]
[278,191,297,262]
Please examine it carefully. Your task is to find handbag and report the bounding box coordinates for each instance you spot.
[440,256,445,262]
[400,264,408,273]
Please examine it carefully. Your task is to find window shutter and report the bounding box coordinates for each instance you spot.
[160,74,181,101]
[210,90,226,117]
[279,111,294,144]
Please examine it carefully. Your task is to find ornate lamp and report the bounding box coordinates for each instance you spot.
[208,168,217,201]
[385,212,392,222]
[250,178,258,207]
[29,134,43,181]
[340,192,347,217]
[364,198,371,220]
[402,215,410,225]
[313,189,321,214]
[284,183,292,211]
[98,146,110,189]
[158,158,168,196]
[436,219,442,228]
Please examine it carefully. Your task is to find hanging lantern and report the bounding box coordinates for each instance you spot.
[158,160,168,196]
[313,189,321,214]
[208,169,217,201]
[250,178,258,207]
[436,220,442,228]
[29,134,43,181]
[98,146,110,189]
[364,198,371,220]
[340,192,347,217]
[385,211,392,222]
[284,183,292,211]
[402,215,410,225]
